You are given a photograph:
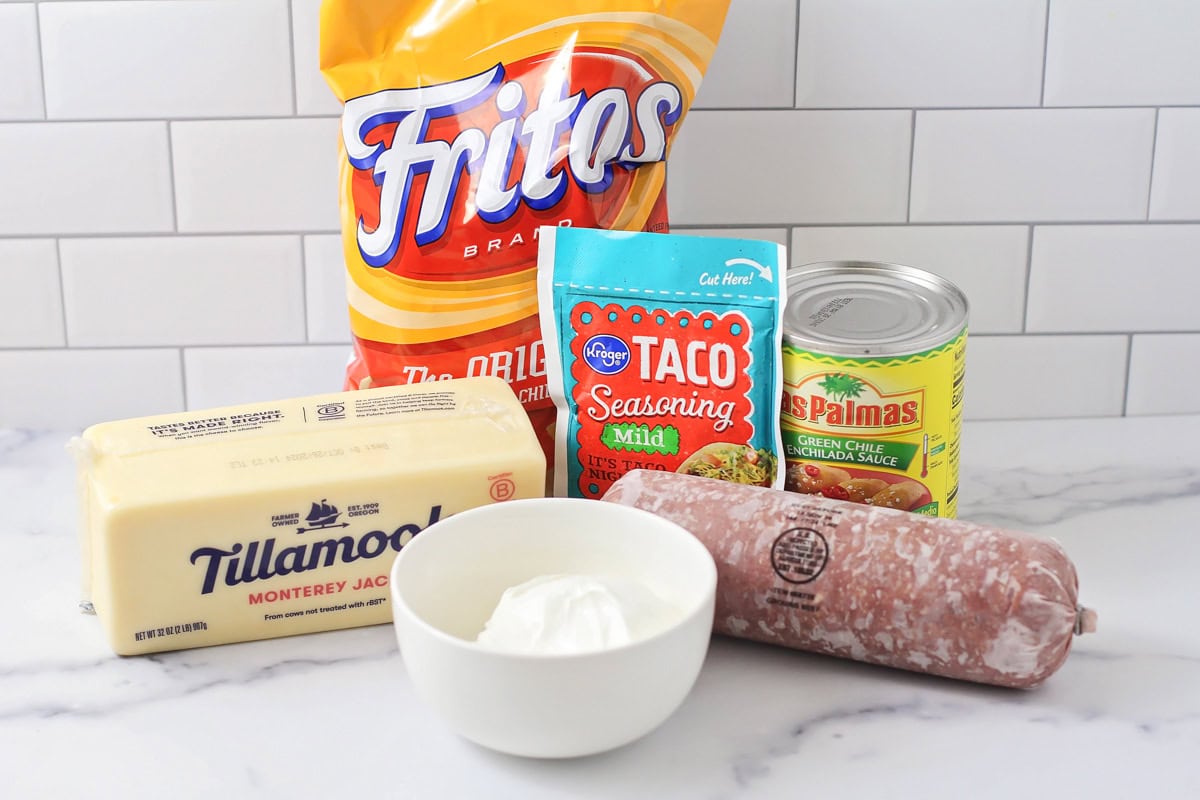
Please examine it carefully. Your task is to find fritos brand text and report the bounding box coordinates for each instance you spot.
[343,64,680,264]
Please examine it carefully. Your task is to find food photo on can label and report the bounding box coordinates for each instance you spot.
[6,0,1200,795]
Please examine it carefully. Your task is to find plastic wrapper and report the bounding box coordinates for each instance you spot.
[320,0,731,464]
[604,469,1097,688]
[538,227,785,498]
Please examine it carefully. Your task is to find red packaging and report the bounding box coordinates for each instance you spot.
[320,0,731,462]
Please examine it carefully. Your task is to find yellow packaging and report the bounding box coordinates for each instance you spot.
[73,378,546,655]
[319,1,731,471]
[780,262,968,518]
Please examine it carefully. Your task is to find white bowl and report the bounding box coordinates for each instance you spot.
[389,497,717,758]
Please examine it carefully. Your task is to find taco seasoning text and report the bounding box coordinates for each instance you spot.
[781,261,968,517]
[539,228,787,500]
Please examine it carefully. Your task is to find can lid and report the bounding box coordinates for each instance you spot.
[783,261,968,356]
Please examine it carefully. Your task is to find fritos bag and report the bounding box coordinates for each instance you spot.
[319,0,730,464]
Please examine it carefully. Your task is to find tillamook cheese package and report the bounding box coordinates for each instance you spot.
[74,378,545,655]
[319,0,730,464]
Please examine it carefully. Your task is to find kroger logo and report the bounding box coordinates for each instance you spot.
[582,334,631,375]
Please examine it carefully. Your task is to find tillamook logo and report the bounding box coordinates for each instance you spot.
[189,505,442,595]
[784,373,923,437]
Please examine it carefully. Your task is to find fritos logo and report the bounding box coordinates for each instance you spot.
[341,54,682,276]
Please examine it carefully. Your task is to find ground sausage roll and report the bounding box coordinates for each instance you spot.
[602,470,1097,689]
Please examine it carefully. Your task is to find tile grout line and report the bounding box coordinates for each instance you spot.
[905,109,916,223]
[791,0,802,109]
[165,121,180,232]
[178,347,189,410]
[675,219,1200,229]
[0,230,343,240]
[298,236,310,343]
[54,237,69,346]
[1,333,1190,355]
[13,105,1200,123]
[1039,0,1051,107]
[32,1,49,119]
[1021,224,1035,333]
[1143,107,1161,220]
[15,114,340,124]
[0,343,353,353]
[5,220,1200,243]
[1121,334,1134,417]
[285,0,299,116]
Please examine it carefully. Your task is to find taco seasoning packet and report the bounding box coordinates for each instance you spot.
[538,227,787,499]
[319,1,731,467]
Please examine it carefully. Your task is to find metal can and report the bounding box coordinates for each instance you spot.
[781,261,968,517]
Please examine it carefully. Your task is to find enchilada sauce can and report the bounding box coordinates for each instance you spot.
[781,261,968,517]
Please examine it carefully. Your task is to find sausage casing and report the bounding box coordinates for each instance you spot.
[602,470,1094,688]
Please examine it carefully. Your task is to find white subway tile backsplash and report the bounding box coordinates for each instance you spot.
[668,110,911,225]
[1149,109,1200,221]
[1027,225,1200,333]
[0,4,43,120]
[304,234,351,343]
[291,0,341,116]
[1127,334,1200,416]
[796,0,1045,108]
[0,240,63,348]
[60,236,306,347]
[0,122,173,235]
[172,118,340,232]
[0,349,183,429]
[0,2,1196,426]
[693,0,795,109]
[40,0,292,120]
[963,335,1128,420]
[1045,0,1200,106]
[789,226,1029,334]
[673,228,788,246]
[183,345,350,409]
[910,109,1155,223]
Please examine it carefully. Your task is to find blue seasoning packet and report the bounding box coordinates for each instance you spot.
[537,227,786,499]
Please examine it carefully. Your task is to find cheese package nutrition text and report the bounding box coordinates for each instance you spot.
[74,378,545,655]
[538,228,786,499]
[319,0,730,468]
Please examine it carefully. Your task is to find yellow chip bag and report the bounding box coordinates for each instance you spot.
[320,0,730,465]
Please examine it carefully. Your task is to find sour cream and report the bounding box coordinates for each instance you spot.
[475,574,683,655]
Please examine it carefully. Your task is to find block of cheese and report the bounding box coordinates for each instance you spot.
[74,377,546,655]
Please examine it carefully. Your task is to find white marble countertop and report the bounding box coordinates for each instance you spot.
[3,415,1199,799]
